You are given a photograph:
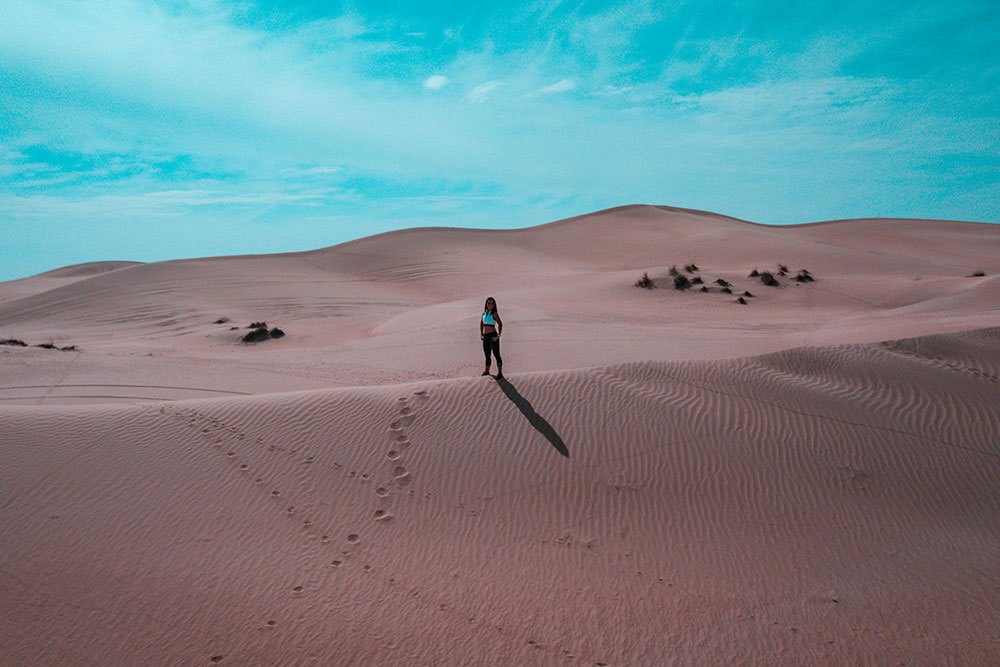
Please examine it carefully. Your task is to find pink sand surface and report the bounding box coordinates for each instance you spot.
[1,205,999,664]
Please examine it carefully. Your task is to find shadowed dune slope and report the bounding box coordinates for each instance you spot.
[2,327,998,664]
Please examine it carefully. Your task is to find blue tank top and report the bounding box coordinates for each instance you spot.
[482,311,496,326]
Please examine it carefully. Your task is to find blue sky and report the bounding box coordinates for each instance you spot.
[2,0,998,280]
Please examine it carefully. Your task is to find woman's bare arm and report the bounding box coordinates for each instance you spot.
[494,314,502,336]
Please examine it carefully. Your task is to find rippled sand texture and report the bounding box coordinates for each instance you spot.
[2,207,1000,664]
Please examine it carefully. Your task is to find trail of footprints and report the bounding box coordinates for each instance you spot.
[156,389,613,664]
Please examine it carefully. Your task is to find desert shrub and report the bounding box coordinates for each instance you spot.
[684,263,699,273]
[60,345,77,351]
[213,317,229,324]
[777,264,788,276]
[721,287,732,294]
[690,276,703,285]
[736,297,747,305]
[248,321,268,329]
[668,265,680,277]
[748,268,759,278]
[634,272,654,289]
[793,269,815,283]
[759,271,779,287]
[742,290,754,297]
[673,275,691,290]
[1,338,27,346]
[699,286,709,292]
[269,327,285,339]
[714,278,731,287]
[241,328,271,343]
[35,342,57,349]
[967,270,986,277]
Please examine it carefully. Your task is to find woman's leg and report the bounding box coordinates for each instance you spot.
[492,336,503,374]
[483,335,493,372]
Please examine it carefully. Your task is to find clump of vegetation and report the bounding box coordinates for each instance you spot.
[967,270,986,277]
[714,278,731,287]
[748,268,759,278]
[668,265,680,277]
[673,275,691,290]
[2,338,76,351]
[721,286,732,294]
[699,286,709,292]
[793,269,815,283]
[242,328,271,343]
[690,276,703,285]
[634,272,654,289]
[736,297,747,305]
[684,263,699,273]
[759,271,780,287]
[777,264,788,276]
[742,291,754,298]
[213,317,230,324]
[241,321,286,343]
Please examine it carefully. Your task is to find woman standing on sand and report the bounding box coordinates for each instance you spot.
[480,297,503,379]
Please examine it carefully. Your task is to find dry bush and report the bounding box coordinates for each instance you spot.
[634,272,654,289]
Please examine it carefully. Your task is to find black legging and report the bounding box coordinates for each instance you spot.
[483,332,502,366]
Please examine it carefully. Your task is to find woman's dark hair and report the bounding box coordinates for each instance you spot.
[483,296,498,315]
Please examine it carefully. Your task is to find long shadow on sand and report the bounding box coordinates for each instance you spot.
[494,377,569,457]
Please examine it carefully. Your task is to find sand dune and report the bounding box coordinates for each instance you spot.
[2,206,998,402]
[2,206,999,663]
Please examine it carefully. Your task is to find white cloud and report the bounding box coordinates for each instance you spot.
[536,79,576,95]
[465,81,504,103]
[423,75,450,90]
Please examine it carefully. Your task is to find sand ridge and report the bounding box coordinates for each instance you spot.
[2,327,1000,663]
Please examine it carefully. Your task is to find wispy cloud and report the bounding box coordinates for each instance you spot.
[423,75,450,90]
[466,81,504,103]
[534,78,576,95]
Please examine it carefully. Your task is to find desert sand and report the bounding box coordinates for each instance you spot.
[1,205,998,664]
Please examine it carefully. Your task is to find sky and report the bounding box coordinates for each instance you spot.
[1,0,998,280]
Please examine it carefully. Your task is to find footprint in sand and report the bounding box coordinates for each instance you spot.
[399,407,413,416]
[266,620,276,627]
[271,490,281,497]
[375,487,389,497]
[292,585,303,594]
[387,450,400,460]
[239,464,248,470]
[331,559,342,568]
[209,656,224,663]
[393,466,411,486]
[373,509,393,522]
[347,534,360,544]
